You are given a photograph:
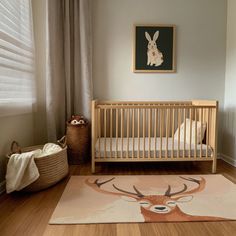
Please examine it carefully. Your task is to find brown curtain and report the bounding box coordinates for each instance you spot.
[46,0,93,141]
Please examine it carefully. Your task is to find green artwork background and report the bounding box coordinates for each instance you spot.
[135,26,174,71]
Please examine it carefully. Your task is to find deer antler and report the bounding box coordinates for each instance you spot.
[94,177,115,187]
[165,184,188,197]
[179,176,206,194]
[85,177,144,199]
[165,176,206,197]
[113,184,144,198]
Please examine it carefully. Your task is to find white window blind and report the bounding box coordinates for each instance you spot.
[0,0,35,116]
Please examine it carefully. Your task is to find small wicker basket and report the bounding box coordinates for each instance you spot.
[6,143,69,192]
[66,116,90,164]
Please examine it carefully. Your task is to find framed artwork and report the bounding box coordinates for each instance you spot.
[133,24,176,73]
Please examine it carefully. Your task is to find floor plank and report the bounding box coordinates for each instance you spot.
[0,160,235,236]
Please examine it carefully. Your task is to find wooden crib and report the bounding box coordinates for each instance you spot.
[91,100,218,174]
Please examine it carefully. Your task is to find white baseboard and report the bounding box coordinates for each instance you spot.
[0,181,6,195]
[220,153,236,167]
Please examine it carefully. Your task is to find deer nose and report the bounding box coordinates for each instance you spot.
[155,206,166,210]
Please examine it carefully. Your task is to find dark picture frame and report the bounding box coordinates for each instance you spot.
[133,24,176,73]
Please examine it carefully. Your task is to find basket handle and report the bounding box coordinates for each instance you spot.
[10,141,22,155]
[57,136,67,148]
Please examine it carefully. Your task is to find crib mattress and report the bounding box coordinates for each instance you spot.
[95,137,213,158]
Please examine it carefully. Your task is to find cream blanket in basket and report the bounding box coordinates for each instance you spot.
[6,150,40,193]
[6,143,62,193]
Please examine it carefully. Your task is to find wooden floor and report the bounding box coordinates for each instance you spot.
[0,160,236,236]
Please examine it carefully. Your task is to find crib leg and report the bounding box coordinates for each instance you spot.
[212,157,217,174]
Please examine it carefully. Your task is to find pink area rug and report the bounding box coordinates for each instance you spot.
[50,175,236,224]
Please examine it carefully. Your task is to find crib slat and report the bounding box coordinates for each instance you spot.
[127,109,130,158]
[171,108,175,158]
[183,108,186,158]
[110,108,113,158]
[121,108,124,158]
[148,108,151,159]
[154,109,157,159]
[132,108,135,159]
[138,108,140,159]
[104,108,107,158]
[189,109,192,158]
[116,108,118,158]
[177,109,181,158]
[98,108,101,159]
[165,109,169,159]
[143,109,146,158]
[160,108,162,158]
[200,108,203,158]
[194,108,197,158]
[206,108,210,158]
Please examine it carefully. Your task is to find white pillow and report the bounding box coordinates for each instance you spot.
[174,119,206,144]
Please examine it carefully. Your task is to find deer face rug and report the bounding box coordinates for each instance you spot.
[50,175,236,224]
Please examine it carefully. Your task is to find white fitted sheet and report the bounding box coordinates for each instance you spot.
[95,137,213,158]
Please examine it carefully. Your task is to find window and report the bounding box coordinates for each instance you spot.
[0,0,35,116]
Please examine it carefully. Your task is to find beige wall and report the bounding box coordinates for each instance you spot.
[92,0,227,151]
[93,0,226,103]
[222,0,236,165]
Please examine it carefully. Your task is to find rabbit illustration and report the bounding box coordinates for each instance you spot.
[145,31,163,66]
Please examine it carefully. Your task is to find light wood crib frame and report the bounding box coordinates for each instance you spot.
[91,100,218,174]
